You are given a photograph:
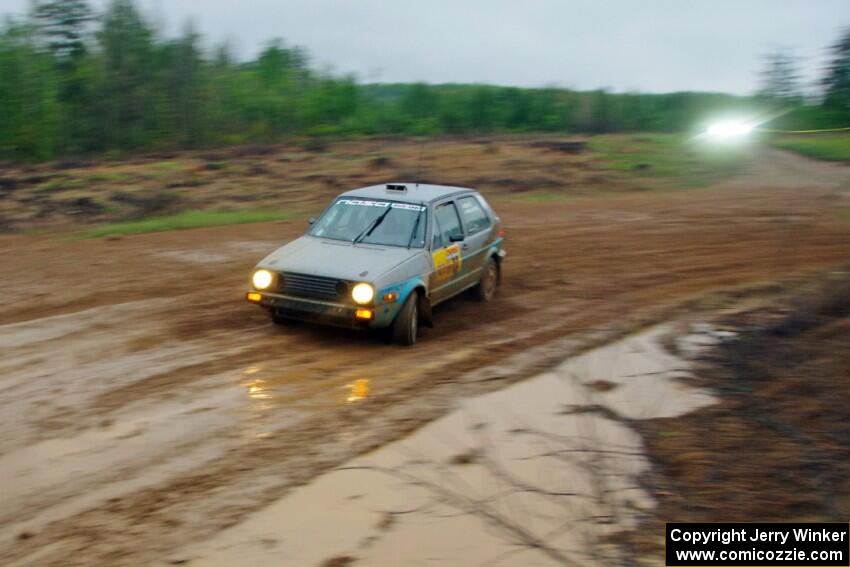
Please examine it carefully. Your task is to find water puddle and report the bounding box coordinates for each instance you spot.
[151,241,281,265]
[180,325,718,566]
[0,387,240,531]
[154,250,232,264]
[235,362,378,413]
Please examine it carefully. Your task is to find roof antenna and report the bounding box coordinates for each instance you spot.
[415,137,426,188]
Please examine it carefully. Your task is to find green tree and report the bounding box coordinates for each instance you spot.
[0,0,835,161]
[32,0,95,60]
[0,20,62,159]
[157,22,206,146]
[822,29,850,115]
[32,0,97,153]
[759,49,801,100]
[95,0,156,150]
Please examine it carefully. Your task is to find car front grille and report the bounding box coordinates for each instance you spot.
[277,271,349,302]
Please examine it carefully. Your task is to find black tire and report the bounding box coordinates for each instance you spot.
[474,257,499,302]
[392,291,419,346]
[270,309,290,325]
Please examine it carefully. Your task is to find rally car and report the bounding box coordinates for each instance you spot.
[246,183,505,345]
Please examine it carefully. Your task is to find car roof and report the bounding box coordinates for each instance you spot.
[339,183,476,205]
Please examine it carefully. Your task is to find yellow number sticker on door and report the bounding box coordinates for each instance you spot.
[432,243,462,282]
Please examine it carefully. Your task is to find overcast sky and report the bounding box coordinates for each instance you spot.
[3,0,848,94]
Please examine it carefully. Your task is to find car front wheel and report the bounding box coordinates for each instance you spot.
[270,309,290,325]
[392,292,419,346]
[475,257,499,302]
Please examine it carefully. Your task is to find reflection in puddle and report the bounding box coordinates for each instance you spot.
[246,379,270,400]
[186,326,718,566]
[239,364,373,408]
[241,367,271,406]
[240,370,275,439]
[236,365,371,439]
[345,379,369,403]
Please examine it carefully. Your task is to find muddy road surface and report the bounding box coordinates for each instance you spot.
[1,148,849,566]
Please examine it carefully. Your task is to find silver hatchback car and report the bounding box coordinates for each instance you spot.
[246,183,505,345]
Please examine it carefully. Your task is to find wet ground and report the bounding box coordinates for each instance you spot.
[620,275,850,561]
[0,148,849,565]
[179,326,716,567]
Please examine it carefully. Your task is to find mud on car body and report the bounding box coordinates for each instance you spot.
[246,183,505,345]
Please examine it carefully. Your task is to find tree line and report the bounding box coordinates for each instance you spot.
[0,0,847,161]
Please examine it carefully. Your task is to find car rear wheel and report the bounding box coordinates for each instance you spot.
[475,257,499,302]
[392,292,418,346]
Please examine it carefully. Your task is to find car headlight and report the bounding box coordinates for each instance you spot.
[252,269,274,290]
[351,282,375,304]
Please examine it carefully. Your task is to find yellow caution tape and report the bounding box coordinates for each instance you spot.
[755,126,850,134]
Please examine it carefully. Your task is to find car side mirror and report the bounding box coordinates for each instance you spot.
[308,217,316,225]
[449,233,464,243]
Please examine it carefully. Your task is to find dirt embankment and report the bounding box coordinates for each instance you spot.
[0,144,848,566]
[625,274,850,561]
[0,137,615,231]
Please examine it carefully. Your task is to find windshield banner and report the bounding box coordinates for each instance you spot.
[338,199,425,211]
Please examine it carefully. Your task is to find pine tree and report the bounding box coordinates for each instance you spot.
[759,50,801,100]
[32,0,95,60]
[822,29,850,113]
[96,0,156,150]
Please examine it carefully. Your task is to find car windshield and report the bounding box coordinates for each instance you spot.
[309,198,427,248]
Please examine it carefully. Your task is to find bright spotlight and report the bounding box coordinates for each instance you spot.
[705,120,753,140]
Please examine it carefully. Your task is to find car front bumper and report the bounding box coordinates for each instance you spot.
[247,291,391,329]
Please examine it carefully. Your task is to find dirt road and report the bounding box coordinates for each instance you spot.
[1,147,849,566]
[183,325,717,566]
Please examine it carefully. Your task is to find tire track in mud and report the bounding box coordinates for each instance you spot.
[0,279,841,567]
[1,150,849,565]
[0,298,677,567]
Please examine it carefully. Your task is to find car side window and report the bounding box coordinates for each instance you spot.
[457,196,491,235]
[432,230,443,249]
[433,202,463,248]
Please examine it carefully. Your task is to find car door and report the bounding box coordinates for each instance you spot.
[454,194,494,290]
[429,201,464,304]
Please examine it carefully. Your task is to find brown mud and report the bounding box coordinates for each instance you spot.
[0,144,849,565]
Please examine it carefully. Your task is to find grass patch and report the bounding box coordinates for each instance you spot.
[36,177,85,192]
[143,160,193,177]
[588,133,749,188]
[81,171,135,184]
[85,209,294,238]
[768,134,850,162]
[150,160,189,171]
[35,179,71,192]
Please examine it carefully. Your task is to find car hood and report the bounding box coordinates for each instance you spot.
[258,236,421,281]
